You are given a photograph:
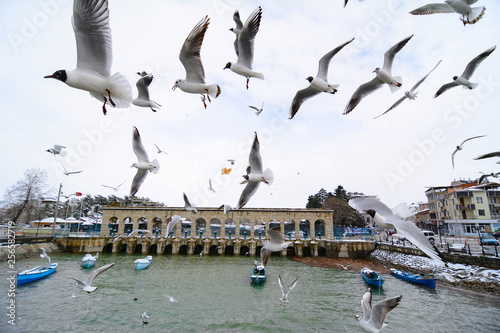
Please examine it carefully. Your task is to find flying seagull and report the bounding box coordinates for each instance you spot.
[434,46,495,98]
[44,0,132,115]
[154,143,168,155]
[224,7,264,89]
[409,0,486,25]
[229,10,243,56]
[101,180,126,192]
[451,135,486,168]
[67,262,115,293]
[474,151,500,164]
[208,179,216,193]
[349,197,446,265]
[375,60,442,119]
[289,38,354,119]
[278,275,299,306]
[59,161,83,176]
[260,227,292,267]
[237,132,274,209]
[173,16,221,109]
[355,288,402,333]
[133,72,161,112]
[40,247,50,264]
[478,172,500,184]
[218,204,233,215]
[249,103,264,116]
[130,126,160,196]
[127,229,152,238]
[46,145,66,157]
[183,192,198,214]
[165,215,182,238]
[227,159,236,165]
[163,295,178,303]
[344,35,413,115]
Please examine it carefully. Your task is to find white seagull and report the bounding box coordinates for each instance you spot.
[355,288,402,333]
[132,72,161,112]
[68,262,115,293]
[344,35,413,115]
[59,161,83,176]
[260,227,292,267]
[349,197,446,265]
[130,126,160,196]
[154,143,168,155]
[474,151,500,164]
[101,180,126,192]
[434,46,495,98]
[278,275,299,306]
[478,172,500,184]
[289,38,355,120]
[44,0,132,115]
[229,10,243,56]
[249,103,264,116]
[375,60,442,119]
[451,135,486,168]
[208,179,216,193]
[237,132,274,209]
[218,204,233,215]
[409,0,486,25]
[163,295,179,303]
[39,247,50,264]
[224,6,264,89]
[165,215,182,238]
[173,16,221,109]
[127,229,152,238]
[183,192,198,214]
[46,145,66,157]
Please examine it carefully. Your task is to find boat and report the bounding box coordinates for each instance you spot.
[361,267,384,287]
[250,261,266,284]
[17,263,58,286]
[134,256,152,270]
[390,268,436,288]
[81,253,98,268]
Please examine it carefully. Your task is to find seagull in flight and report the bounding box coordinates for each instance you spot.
[289,38,354,120]
[59,161,83,176]
[127,229,152,238]
[278,275,299,306]
[474,151,500,164]
[355,288,402,333]
[478,172,500,184]
[229,10,243,56]
[208,179,216,193]
[260,227,292,267]
[183,192,198,214]
[227,159,236,165]
[40,247,50,264]
[165,215,183,238]
[154,143,168,155]
[163,295,178,303]
[237,132,274,209]
[44,0,132,115]
[218,204,233,215]
[249,103,264,116]
[101,180,126,192]
[173,16,221,109]
[133,72,161,112]
[375,60,441,119]
[46,145,66,157]
[409,0,486,25]
[68,262,115,293]
[130,126,160,196]
[451,135,486,168]
[434,46,495,98]
[344,35,413,115]
[224,7,264,89]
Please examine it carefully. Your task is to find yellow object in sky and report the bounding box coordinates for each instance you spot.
[221,167,232,175]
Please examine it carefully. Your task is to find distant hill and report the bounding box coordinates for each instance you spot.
[322,196,366,227]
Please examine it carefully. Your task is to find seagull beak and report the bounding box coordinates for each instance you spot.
[172,84,177,91]
[44,74,55,79]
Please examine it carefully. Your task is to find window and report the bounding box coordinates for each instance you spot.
[489,197,497,204]
[476,197,483,204]
[478,210,486,216]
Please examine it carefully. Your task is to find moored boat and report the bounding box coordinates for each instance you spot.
[81,253,98,268]
[390,268,436,288]
[361,267,384,287]
[134,256,152,270]
[250,261,266,284]
[17,263,58,286]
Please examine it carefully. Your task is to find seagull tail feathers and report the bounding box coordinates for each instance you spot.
[94,72,133,108]
[467,6,486,25]
[389,76,402,93]
[262,168,274,185]
[253,72,265,80]
[150,159,160,174]
[206,84,221,98]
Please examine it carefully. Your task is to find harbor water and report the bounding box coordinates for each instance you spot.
[2,253,500,332]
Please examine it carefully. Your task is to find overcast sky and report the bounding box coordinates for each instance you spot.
[1,0,499,210]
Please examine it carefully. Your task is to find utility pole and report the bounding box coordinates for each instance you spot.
[52,183,63,237]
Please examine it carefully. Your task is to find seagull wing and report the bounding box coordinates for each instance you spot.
[179,16,209,83]
[278,275,285,295]
[130,169,148,196]
[409,3,455,15]
[289,86,321,119]
[451,148,459,169]
[132,126,150,163]
[236,6,262,69]
[231,9,243,56]
[83,262,115,286]
[461,46,496,80]
[382,35,413,72]
[261,247,271,266]
[285,277,299,297]
[317,38,354,80]
[237,181,261,209]
[135,75,152,101]
[67,276,86,289]
[183,193,194,210]
[343,77,384,115]
[410,60,442,92]
[348,197,395,218]
[461,135,486,146]
[165,215,181,238]
[72,0,112,77]
[248,132,263,173]
[374,96,407,118]
[368,295,402,330]
[361,288,373,321]
[434,81,459,98]
[474,151,500,160]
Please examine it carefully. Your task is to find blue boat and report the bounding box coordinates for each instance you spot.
[134,256,152,270]
[361,267,384,287]
[17,263,58,286]
[390,268,436,288]
[250,262,266,284]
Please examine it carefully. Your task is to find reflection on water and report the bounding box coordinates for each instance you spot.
[1,253,499,332]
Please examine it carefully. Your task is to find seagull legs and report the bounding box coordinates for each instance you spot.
[106,89,116,107]
[149,106,157,112]
[102,97,108,115]
[246,77,250,90]
[200,94,207,109]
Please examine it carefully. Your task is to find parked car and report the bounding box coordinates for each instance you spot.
[421,230,435,244]
[479,233,500,246]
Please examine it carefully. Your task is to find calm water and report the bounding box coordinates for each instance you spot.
[2,253,500,333]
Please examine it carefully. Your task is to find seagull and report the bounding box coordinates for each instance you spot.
[237,132,274,209]
[249,103,264,116]
[59,161,83,176]
[141,311,149,324]
[208,179,216,193]
[165,215,182,238]
[183,192,198,214]
[229,10,243,56]
[289,38,355,120]
[224,7,264,89]
[163,295,178,303]
[127,229,152,238]
[39,247,50,264]
[67,262,115,293]
[46,145,66,157]
[336,263,352,270]
[478,172,500,184]
[130,126,160,196]
[434,46,495,98]
[132,72,161,112]
[355,288,402,333]
[374,60,442,119]
[344,0,349,7]
[278,275,299,306]
[173,16,221,109]
[474,151,500,164]
[409,0,486,25]
[349,197,446,265]
[451,135,486,168]
[154,143,168,155]
[227,159,236,165]
[101,180,126,192]
[218,204,232,215]
[260,227,292,267]
[343,35,413,115]
[44,0,132,115]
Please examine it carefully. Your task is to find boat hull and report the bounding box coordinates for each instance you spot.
[390,268,436,288]
[361,267,384,287]
[81,259,96,268]
[134,256,152,270]
[250,267,266,284]
[17,263,58,286]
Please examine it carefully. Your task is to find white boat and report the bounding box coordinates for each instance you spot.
[134,256,152,270]
[81,253,98,268]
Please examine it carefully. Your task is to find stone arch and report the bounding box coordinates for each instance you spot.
[255,245,262,256]
[254,219,266,239]
[302,246,311,257]
[179,244,188,254]
[181,218,192,238]
[209,245,219,255]
[195,218,207,238]
[315,219,326,238]
[287,246,296,256]
[150,244,158,254]
[164,244,172,254]
[152,217,162,236]
[124,217,134,234]
[120,243,127,254]
[269,218,280,229]
[108,217,119,236]
[318,247,327,256]
[103,243,113,253]
[239,218,251,238]
[225,245,234,255]
[210,218,221,238]
[284,219,296,240]
[300,219,311,239]
[194,244,204,255]
[240,245,250,255]
[134,244,142,254]
[225,218,236,238]
[138,217,148,230]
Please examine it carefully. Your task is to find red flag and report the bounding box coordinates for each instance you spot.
[75,192,82,196]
